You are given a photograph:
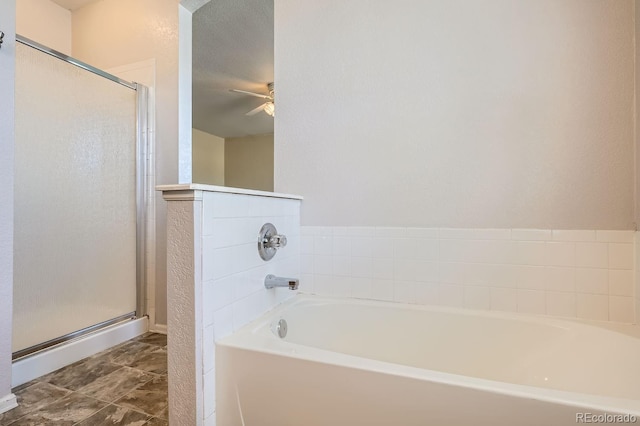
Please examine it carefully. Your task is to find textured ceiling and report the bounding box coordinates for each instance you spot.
[193,0,274,138]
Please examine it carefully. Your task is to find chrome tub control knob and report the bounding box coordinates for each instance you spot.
[258,223,287,261]
[267,234,287,249]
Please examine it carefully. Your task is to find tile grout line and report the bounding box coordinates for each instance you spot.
[70,401,113,426]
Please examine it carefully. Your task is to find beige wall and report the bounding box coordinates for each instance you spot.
[16,0,71,55]
[73,0,179,326]
[275,0,635,229]
[225,134,274,191]
[193,128,225,185]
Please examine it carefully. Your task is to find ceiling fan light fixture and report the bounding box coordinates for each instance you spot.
[230,82,275,117]
[264,101,275,117]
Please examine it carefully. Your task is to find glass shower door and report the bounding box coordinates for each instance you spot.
[13,40,139,355]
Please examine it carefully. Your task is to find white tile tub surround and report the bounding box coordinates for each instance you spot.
[161,184,301,426]
[301,227,635,323]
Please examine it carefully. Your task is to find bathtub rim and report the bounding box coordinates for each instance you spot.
[217,294,640,417]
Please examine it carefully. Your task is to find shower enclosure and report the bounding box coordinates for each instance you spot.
[12,36,147,359]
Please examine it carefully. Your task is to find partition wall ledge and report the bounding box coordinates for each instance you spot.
[157,183,303,200]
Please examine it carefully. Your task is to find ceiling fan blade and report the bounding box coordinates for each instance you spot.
[229,89,272,100]
[246,103,267,116]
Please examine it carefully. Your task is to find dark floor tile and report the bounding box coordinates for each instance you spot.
[134,333,166,348]
[114,375,168,417]
[0,381,71,425]
[156,405,168,420]
[110,342,161,367]
[75,404,150,426]
[4,333,169,425]
[42,357,121,391]
[11,392,106,425]
[89,341,138,364]
[127,348,167,375]
[77,366,155,402]
[144,417,168,426]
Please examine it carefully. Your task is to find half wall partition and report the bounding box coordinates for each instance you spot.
[12,36,147,359]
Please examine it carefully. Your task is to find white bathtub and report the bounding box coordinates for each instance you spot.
[216,295,640,425]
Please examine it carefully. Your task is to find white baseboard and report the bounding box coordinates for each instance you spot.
[0,393,17,415]
[149,323,167,335]
[12,317,148,388]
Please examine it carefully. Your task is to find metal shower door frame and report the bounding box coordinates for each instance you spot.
[12,35,149,360]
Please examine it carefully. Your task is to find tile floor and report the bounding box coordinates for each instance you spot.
[0,332,168,425]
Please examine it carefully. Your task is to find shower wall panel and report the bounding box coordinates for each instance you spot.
[13,43,137,352]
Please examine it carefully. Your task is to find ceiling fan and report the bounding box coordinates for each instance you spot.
[229,82,275,117]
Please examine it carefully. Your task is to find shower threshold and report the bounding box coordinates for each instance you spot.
[12,311,137,361]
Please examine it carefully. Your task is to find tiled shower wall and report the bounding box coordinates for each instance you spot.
[301,227,635,323]
[201,192,300,424]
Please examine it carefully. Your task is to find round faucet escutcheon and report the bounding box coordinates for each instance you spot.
[258,223,287,261]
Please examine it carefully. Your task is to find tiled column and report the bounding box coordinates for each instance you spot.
[162,185,302,425]
[164,190,204,426]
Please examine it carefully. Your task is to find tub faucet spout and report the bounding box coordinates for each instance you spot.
[265,274,299,290]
